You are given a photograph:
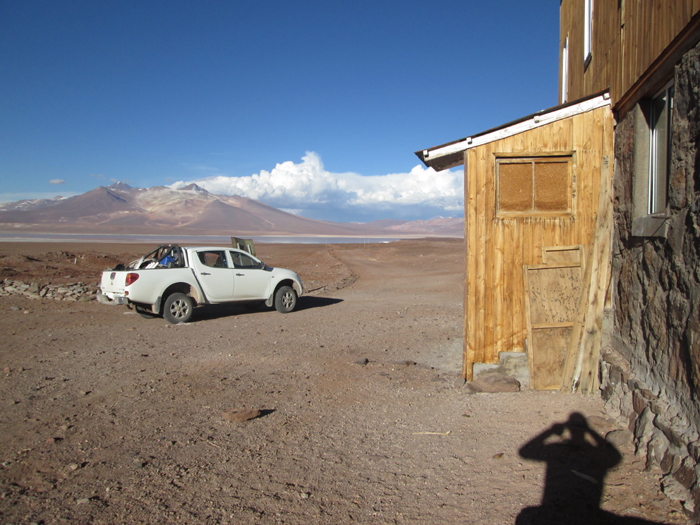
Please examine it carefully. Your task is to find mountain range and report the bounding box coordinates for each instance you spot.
[0,183,464,238]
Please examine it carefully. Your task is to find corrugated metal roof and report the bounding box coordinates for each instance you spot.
[415,90,611,171]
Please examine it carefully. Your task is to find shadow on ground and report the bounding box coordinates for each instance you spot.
[295,296,343,311]
[187,297,343,322]
[516,412,667,525]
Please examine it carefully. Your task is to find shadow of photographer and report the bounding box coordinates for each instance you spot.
[516,412,666,525]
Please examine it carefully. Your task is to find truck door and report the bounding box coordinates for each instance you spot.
[229,250,271,299]
[191,249,234,302]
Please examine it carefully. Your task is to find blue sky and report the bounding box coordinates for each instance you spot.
[0,1,561,222]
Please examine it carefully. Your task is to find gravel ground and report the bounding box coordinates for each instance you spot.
[0,239,687,524]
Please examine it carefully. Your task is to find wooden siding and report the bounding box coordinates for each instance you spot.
[560,0,700,106]
[463,105,614,380]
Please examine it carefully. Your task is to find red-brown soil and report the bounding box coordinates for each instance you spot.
[0,239,687,524]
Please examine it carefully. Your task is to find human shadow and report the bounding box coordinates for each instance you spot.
[516,412,667,525]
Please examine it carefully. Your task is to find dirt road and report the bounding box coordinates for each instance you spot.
[0,240,685,523]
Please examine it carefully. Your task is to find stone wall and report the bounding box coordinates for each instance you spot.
[604,42,700,519]
[1,279,96,301]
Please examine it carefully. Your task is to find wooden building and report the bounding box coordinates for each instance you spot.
[416,1,700,391]
[417,0,700,513]
[559,0,700,114]
[417,93,614,384]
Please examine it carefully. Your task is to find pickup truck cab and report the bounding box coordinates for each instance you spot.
[97,244,303,323]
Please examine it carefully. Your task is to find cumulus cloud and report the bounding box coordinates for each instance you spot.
[170,152,464,222]
[49,179,65,185]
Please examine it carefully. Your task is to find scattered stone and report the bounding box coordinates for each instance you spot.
[466,372,520,393]
[586,415,617,435]
[222,409,262,423]
[661,475,695,513]
[1,279,96,302]
[606,429,634,447]
[634,406,656,454]
[354,358,369,365]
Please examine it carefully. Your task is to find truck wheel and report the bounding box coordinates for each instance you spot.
[274,286,297,313]
[163,293,193,324]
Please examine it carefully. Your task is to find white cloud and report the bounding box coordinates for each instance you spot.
[49,179,65,185]
[170,152,464,221]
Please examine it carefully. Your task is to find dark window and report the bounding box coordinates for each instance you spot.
[198,250,228,268]
[230,251,259,269]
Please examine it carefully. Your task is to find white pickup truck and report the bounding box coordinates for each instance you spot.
[97,244,303,323]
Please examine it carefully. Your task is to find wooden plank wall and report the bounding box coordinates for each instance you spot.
[560,0,700,105]
[463,105,614,380]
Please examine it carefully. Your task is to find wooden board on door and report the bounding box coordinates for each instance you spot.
[542,245,585,266]
[523,263,583,390]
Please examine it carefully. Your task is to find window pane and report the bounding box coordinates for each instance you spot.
[584,0,593,62]
[562,36,569,103]
[237,252,259,269]
[499,162,533,212]
[199,251,228,268]
[229,251,243,268]
[535,161,569,212]
[649,88,670,214]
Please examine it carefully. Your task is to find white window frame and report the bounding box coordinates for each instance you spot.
[562,36,569,103]
[648,83,674,215]
[584,0,593,65]
[631,80,674,237]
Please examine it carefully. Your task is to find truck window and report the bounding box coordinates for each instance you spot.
[230,251,259,269]
[197,250,229,269]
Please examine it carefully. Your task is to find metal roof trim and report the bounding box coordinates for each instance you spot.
[415,90,611,170]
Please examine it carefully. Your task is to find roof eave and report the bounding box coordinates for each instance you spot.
[416,90,611,171]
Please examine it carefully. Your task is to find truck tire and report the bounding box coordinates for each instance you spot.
[163,293,193,324]
[274,285,297,313]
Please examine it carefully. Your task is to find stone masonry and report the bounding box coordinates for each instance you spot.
[604,41,700,520]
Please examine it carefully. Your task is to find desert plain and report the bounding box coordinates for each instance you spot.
[0,239,687,524]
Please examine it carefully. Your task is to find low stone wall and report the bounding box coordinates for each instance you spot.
[600,346,700,517]
[0,279,96,302]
